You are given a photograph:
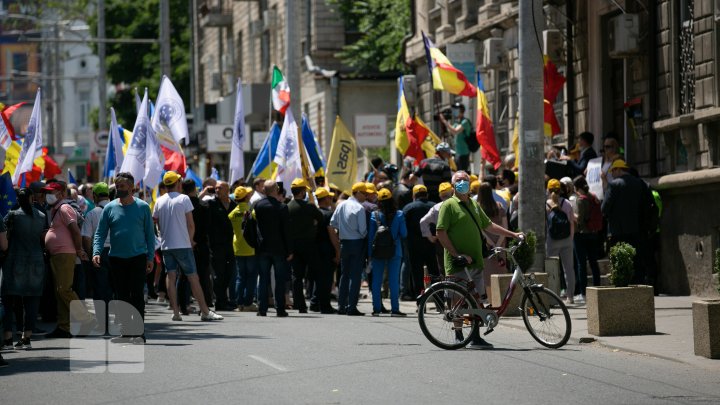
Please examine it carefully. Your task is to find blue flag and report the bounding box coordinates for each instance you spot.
[301,114,325,175]
[210,167,220,180]
[185,167,202,188]
[68,169,77,185]
[0,172,17,217]
[250,123,281,178]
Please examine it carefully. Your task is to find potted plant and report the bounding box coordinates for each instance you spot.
[586,242,656,336]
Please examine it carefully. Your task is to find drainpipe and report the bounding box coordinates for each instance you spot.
[648,0,658,177]
[565,0,576,147]
[400,0,417,71]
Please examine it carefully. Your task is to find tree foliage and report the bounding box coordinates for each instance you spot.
[87,0,190,128]
[326,0,411,74]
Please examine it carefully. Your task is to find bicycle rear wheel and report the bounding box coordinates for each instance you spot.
[417,282,479,350]
[521,287,571,349]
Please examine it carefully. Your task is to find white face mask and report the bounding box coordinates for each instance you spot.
[46,194,58,206]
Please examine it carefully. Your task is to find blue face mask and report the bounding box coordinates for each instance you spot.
[454,180,470,195]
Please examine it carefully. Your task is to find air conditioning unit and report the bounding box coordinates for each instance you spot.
[483,37,504,69]
[263,9,277,30]
[608,14,640,58]
[250,20,263,37]
[543,29,564,65]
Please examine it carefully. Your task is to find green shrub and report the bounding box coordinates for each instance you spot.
[509,231,537,272]
[714,248,720,275]
[609,242,636,287]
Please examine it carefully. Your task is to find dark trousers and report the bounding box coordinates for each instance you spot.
[2,295,40,333]
[399,240,412,296]
[574,233,601,295]
[257,253,290,314]
[211,245,236,308]
[109,255,147,337]
[456,154,470,172]
[194,245,214,306]
[291,239,322,311]
[434,241,445,278]
[408,237,440,296]
[338,239,365,312]
[609,233,647,284]
[73,263,86,301]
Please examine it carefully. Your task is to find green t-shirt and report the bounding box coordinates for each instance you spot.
[436,195,491,274]
[453,118,472,156]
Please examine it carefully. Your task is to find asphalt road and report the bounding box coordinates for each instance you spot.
[2,299,719,405]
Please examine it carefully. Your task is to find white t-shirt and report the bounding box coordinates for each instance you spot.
[152,192,194,250]
[82,200,110,248]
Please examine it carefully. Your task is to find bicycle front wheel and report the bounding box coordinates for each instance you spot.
[521,287,571,349]
[417,282,479,350]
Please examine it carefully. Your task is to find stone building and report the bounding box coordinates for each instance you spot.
[194,0,397,178]
[404,0,720,297]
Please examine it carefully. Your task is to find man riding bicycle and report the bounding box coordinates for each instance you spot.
[435,171,523,349]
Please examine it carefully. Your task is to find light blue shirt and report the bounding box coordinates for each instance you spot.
[368,210,407,258]
[93,198,156,261]
[330,197,367,240]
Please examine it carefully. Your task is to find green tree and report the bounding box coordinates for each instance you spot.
[88,0,190,128]
[326,0,411,74]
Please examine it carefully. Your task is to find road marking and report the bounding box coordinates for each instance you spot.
[248,355,288,372]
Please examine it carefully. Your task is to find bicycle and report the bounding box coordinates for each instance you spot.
[417,239,572,349]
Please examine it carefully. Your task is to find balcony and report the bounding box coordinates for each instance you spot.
[199,2,233,27]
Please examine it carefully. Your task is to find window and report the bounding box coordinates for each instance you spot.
[79,91,90,131]
[679,0,695,115]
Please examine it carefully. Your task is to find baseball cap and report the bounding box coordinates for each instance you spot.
[29,181,46,193]
[412,184,427,196]
[547,179,561,191]
[438,182,452,195]
[469,174,478,183]
[351,182,367,193]
[163,171,182,186]
[377,188,392,201]
[436,142,455,155]
[560,177,573,186]
[315,188,335,199]
[93,182,109,195]
[471,180,480,194]
[291,178,310,190]
[610,159,630,171]
[42,182,64,193]
[364,183,377,194]
[233,186,252,200]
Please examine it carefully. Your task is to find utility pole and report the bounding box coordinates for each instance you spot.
[160,0,171,77]
[53,24,62,154]
[98,0,107,133]
[518,0,546,270]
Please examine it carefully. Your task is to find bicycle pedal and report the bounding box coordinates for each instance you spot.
[483,328,494,336]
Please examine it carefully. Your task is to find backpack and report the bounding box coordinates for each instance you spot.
[580,194,603,233]
[241,210,260,249]
[372,213,396,260]
[460,118,480,153]
[50,201,85,230]
[546,198,571,240]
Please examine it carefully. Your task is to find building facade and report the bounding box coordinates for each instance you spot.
[193,0,397,179]
[404,0,720,297]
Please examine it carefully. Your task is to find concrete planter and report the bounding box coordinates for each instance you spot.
[491,273,548,317]
[693,299,720,359]
[586,285,656,336]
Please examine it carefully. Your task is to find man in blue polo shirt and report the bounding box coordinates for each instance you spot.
[92,172,156,345]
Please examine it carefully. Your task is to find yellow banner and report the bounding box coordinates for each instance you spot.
[326,116,358,195]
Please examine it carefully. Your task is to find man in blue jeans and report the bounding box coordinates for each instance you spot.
[330,182,369,316]
[253,180,293,317]
[152,171,223,322]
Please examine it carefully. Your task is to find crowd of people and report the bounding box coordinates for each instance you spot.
[0,126,661,366]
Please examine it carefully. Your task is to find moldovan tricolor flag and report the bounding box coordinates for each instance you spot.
[422,32,476,97]
[12,89,43,185]
[229,78,246,185]
[271,66,291,114]
[476,72,501,170]
[395,77,441,165]
[543,56,565,137]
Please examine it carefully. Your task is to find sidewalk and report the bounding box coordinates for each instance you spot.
[496,295,720,370]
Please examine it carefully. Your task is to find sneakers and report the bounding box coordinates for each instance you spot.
[390,311,407,317]
[1,338,13,350]
[14,338,31,350]
[131,335,146,345]
[371,311,380,317]
[574,294,586,304]
[201,311,224,321]
[467,337,494,350]
[346,308,365,316]
[276,311,289,318]
[172,314,183,321]
[243,303,258,312]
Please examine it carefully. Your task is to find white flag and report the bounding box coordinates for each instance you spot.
[152,75,189,146]
[120,90,150,185]
[108,107,125,175]
[12,89,42,185]
[273,107,302,196]
[229,79,245,185]
[144,122,164,189]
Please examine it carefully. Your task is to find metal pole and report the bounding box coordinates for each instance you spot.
[285,0,298,114]
[623,58,628,161]
[53,24,62,154]
[160,0,171,77]
[518,0,546,270]
[98,0,107,133]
